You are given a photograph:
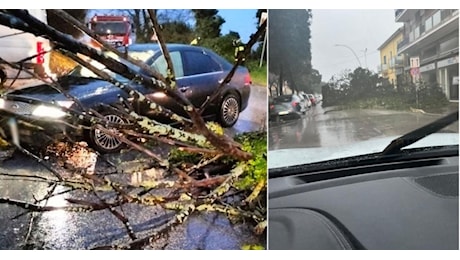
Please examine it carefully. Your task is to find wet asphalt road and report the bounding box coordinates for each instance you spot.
[269,102,458,150]
[0,84,267,250]
[225,84,267,136]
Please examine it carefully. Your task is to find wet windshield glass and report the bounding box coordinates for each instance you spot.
[91,22,126,35]
[268,9,459,166]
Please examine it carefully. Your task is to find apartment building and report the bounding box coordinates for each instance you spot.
[395,9,459,101]
[378,27,404,88]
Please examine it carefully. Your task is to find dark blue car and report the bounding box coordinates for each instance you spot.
[0,44,252,153]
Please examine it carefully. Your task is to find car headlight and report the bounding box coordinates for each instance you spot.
[56,100,75,109]
[151,92,167,99]
[0,98,5,109]
[32,105,67,118]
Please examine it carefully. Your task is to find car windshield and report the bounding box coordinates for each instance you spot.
[66,49,158,82]
[268,9,459,168]
[91,22,126,35]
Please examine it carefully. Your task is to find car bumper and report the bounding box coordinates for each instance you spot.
[269,111,301,122]
[240,84,251,111]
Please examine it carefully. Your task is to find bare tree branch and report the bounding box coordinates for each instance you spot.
[198,18,267,114]
[147,10,176,87]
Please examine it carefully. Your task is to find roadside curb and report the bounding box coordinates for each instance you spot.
[323,106,343,114]
[409,106,458,116]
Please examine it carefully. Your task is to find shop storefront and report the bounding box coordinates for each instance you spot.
[437,55,459,101]
[419,62,437,84]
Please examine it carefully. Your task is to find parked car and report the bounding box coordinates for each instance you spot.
[0,44,252,153]
[306,93,316,106]
[299,92,312,108]
[269,99,300,122]
[273,94,307,115]
[315,93,322,103]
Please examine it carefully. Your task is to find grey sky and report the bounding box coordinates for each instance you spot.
[311,9,402,82]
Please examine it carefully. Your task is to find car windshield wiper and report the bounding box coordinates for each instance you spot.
[381,110,458,155]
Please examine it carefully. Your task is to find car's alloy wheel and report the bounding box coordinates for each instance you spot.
[219,94,240,127]
[91,114,125,153]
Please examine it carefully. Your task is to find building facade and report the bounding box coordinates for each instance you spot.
[395,9,459,102]
[378,27,404,88]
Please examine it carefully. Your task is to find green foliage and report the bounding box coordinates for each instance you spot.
[323,68,450,112]
[128,9,194,44]
[160,21,194,44]
[416,81,449,111]
[129,9,153,43]
[205,121,224,136]
[233,131,267,190]
[269,9,313,93]
[309,68,323,93]
[246,61,267,86]
[168,122,224,165]
[192,9,225,38]
[241,244,265,250]
[200,32,240,62]
[168,131,267,193]
[46,10,88,38]
[0,136,10,148]
[168,148,201,165]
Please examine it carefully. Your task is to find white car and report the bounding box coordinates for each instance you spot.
[299,93,312,108]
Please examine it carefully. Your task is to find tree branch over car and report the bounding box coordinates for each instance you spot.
[0,9,266,249]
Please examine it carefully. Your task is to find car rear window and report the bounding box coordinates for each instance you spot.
[183,50,222,76]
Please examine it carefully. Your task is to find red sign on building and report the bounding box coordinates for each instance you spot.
[410,67,420,76]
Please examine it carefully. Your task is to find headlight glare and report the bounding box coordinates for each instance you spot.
[32,105,67,118]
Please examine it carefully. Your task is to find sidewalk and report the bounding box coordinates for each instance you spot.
[420,102,459,115]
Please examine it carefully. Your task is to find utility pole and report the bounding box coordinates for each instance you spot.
[259,11,267,67]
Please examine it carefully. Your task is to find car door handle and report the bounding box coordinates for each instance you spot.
[218,79,228,84]
[179,86,190,92]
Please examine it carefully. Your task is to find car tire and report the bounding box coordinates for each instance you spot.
[218,93,240,128]
[89,112,127,153]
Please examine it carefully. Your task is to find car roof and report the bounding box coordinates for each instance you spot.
[125,43,207,53]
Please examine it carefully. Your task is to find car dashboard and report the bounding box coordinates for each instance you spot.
[269,151,459,250]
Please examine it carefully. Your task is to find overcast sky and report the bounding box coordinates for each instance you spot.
[310,9,402,82]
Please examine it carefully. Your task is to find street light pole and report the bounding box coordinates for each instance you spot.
[361,48,368,68]
[334,44,362,68]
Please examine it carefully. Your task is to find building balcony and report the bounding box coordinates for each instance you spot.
[397,37,409,51]
[395,9,417,22]
[397,11,459,55]
[395,9,406,22]
[391,56,405,67]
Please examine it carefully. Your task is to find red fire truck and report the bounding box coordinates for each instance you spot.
[88,14,133,48]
